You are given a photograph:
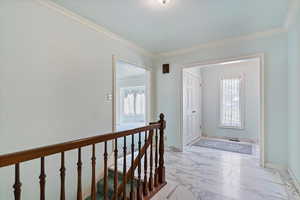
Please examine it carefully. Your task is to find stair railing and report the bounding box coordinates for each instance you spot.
[0,113,166,200]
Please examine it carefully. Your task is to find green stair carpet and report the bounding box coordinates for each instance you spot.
[86,170,138,200]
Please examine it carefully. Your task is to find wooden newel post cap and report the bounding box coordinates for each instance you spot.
[159,113,166,129]
[159,113,165,121]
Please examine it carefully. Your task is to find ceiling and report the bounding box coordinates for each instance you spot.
[51,0,289,54]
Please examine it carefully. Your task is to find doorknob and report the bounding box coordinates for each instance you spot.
[192,110,196,113]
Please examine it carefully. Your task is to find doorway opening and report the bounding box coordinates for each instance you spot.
[113,59,150,132]
[112,58,151,154]
[181,55,264,166]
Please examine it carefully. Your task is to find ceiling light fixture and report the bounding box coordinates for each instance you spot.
[159,0,169,5]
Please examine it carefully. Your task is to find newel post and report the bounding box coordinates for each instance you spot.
[158,113,166,184]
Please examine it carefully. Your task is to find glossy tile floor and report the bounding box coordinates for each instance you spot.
[153,144,300,200]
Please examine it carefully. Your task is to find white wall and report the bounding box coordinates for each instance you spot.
[0,0,153,199]
[287,2,300,185]
[201,59,260,143]
[155,31,288,167]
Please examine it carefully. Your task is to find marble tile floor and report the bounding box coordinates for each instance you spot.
[154,145,300,200]
[111,145,300,200]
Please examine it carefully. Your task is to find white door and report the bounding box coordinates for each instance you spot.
[183,70,201,145]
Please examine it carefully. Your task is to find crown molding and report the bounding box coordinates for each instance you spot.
[35,0,154,58]
[34,0,290,59]
[285,0,300,29]
[157,28,287,57]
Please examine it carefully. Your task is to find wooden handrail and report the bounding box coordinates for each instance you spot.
[0,123,160,168]
[0,113,166,200]
[115,113,166,199]
[115,129,154,198]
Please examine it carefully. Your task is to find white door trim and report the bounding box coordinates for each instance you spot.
[180,53,265,167]
[112,55,152,132]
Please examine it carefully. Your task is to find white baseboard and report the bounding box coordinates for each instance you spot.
[265,162,287,171]
[186,136,201,146]
[167,146,182,152]
[288,168,300,193]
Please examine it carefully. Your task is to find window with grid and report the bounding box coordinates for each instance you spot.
[219,76,244,129]
[120,86,145,123]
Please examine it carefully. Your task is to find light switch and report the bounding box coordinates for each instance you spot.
[105,93,113,101]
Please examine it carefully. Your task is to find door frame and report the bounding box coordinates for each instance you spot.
[112,55,152,132]
[180,53,265,167]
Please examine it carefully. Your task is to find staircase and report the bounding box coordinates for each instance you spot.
[86,170,138,200]
[0,114,167,200]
